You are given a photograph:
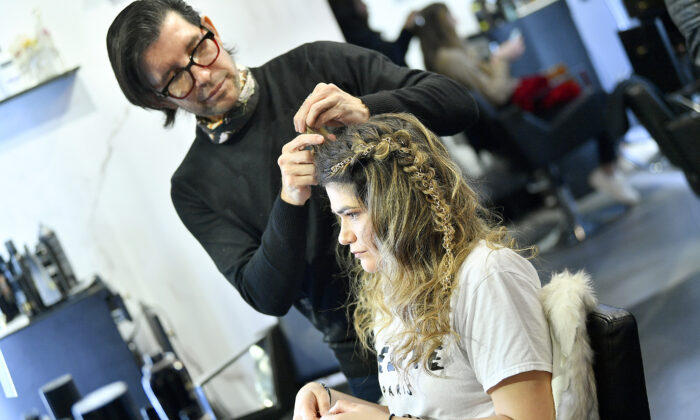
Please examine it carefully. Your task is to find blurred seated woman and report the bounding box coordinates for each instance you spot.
[415,2,640,206]
[292,113,555,420]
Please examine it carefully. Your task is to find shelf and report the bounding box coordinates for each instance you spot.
[0,278,99,340]
[0,66,80,105]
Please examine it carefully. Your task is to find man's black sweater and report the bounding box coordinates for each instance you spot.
[170,41,477,380]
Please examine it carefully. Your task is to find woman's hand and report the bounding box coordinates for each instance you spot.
[293,382,332,420]
[493,36,525,62]
[321,400,390,420]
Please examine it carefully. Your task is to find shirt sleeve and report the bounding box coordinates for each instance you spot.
[458,263,553,392]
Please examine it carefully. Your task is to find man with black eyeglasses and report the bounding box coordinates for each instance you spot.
[106,0,476,414]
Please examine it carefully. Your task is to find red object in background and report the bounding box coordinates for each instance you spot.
[541,79,582,110]
[510,75,582,115]
[511,75,550,112]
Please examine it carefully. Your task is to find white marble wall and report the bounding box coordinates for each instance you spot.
[0,0,342,413]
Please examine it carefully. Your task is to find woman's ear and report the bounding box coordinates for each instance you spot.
[201,15,220,38]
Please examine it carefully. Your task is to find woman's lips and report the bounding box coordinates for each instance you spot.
[352,251,365,258]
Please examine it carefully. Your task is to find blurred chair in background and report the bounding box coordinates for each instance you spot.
[414,2,640,218]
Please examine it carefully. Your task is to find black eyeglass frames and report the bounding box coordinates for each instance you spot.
[159,29,221,99]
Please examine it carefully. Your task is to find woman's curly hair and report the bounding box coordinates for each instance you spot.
[315,113,526,373]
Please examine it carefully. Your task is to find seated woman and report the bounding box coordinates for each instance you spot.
[415,2,640,206]
[293,113,556,420]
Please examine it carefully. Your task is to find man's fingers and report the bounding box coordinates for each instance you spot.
[279,149,315,165]
[305,96,338,129]
[294,83,338,132]
[314,105,344,128]
[282,134,324,154]
[280,163,316,179]
[287,174,318,188]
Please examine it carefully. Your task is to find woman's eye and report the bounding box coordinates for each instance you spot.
[347,212,359,221]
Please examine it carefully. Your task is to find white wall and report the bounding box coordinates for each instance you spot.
[565,0,633,91]
[363,0,480,69]
[0,0,342,414]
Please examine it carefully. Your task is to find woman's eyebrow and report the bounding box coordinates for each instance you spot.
[333,205,357,215]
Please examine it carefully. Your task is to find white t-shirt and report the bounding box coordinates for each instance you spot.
[375,242,552,419]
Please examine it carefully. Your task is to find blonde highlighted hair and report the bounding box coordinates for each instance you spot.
[315,113,523,373]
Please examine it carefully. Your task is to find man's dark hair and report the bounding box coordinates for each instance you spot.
[107,0,201,127]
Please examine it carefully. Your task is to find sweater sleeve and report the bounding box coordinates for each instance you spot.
[666,0,700,67]
[305,41,479,136]
[171,175,310,316]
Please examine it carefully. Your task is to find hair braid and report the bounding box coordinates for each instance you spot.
[394,137,456,293]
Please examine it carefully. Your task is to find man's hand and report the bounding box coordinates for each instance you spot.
[321,400,389,420]
[293,382,332,420]
[294,83,370,133]
[278,134,325,206]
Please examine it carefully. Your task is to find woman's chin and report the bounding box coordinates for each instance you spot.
[360,260,378,273]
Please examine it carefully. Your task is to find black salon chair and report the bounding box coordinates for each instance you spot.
[232,307,344,420]
[587,304,651,420]
[468,87,611,243]
[277,306,343,389]
[622,78,700,196]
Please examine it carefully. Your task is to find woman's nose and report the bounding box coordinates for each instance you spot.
[338,223,356,246]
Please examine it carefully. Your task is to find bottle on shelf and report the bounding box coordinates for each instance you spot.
[0,256,20,322]
[23,244,62,307]
[38,224,78,293]
[472,0,493,32]
[5,240,44,317]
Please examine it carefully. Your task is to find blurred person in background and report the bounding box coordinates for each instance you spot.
[415,2,641,206]
[328,0,420,67]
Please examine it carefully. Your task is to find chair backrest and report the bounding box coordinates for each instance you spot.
[618,18,689,93]
[277,306,340,384]
[624,82,679,162]
[625,81,700,196]
[666,113,700,195]
[586,304,651,420]
[466,88,605,170]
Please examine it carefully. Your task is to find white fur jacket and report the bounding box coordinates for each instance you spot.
[539,270,600,420]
